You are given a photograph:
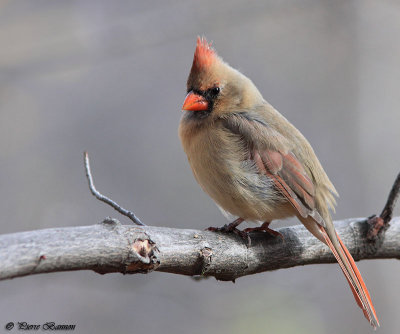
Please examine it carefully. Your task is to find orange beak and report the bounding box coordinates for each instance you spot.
[182,92,208,111]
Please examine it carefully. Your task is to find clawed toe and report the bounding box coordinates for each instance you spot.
[206,224,232,233]
[206,217,245,234]
[206,226,223,232]
[243,222,284,240]
[206,218,250,244]
[231,228,250,241]
[206,225,248,239]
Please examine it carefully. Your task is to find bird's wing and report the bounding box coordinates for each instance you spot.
[220,111,323,225]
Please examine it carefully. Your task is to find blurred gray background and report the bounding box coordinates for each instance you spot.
[1,0,399,333]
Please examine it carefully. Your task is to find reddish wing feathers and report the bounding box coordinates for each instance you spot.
[282,152,315,196]
[279,152,315,209]
[221,113,316,219]
[253,149,316,218]
[253,151,303,215]
[253,151,302,213]
[259,150,282,173]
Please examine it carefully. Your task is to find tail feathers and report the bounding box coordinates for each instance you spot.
[336,233,379,327]
[319,226,379,329]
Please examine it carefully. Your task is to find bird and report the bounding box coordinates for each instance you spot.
[178,37,379,328]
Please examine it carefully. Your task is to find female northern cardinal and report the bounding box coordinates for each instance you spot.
[179,37,379,328]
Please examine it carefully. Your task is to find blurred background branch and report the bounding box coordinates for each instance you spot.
[1,216,398,282]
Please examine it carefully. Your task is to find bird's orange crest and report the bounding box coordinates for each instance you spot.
[192,36,217,69]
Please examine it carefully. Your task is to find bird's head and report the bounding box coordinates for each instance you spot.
[182,37,263,121]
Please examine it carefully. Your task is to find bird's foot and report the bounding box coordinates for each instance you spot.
[206,218,249,241]
[243,222,284,239]
[207,225,248,239]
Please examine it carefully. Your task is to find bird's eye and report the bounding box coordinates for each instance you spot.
[210,87,220,96]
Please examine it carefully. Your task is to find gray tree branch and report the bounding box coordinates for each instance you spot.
[1,216,399,282]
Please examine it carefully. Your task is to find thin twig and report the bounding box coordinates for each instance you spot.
[367,172,400,240]
[380,172,400,223]
[83,151,145,226]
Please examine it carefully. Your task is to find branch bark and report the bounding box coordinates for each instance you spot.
[1,216,399,282]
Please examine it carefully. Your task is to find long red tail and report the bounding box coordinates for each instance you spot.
[319,226,379,329]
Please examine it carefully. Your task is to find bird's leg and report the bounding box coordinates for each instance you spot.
[207,218,247,239]
[243,221,283,239]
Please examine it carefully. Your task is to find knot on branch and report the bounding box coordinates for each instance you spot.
[125,235,160,274]
[198,247,213,275]
[99,217,121,229]
[367,215,390,241]
[367,172,400,241]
